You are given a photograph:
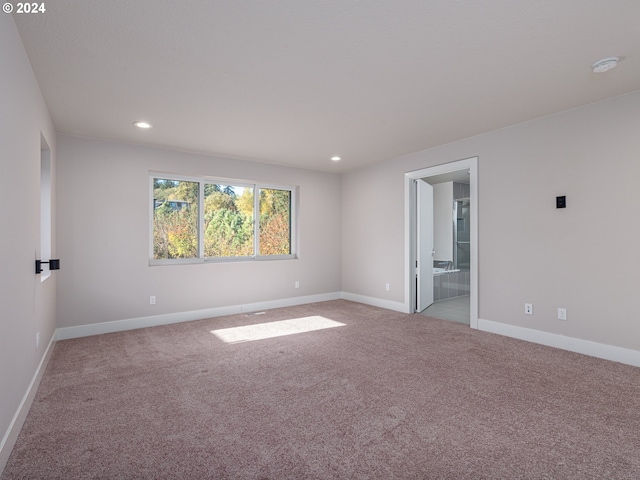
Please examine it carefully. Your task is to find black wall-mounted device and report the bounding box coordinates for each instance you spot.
[556,196,566,209]
[36,259,60,274]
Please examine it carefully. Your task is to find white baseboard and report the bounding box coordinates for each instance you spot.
[56,292,343,340]
[341,292,409,313]
[478,318,640,368]
[0,332,56,474]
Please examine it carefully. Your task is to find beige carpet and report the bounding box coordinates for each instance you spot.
[3,300,639,479]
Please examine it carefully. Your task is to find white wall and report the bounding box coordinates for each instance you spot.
[433,182,453,262]
[342,90,640,353]
[56,135,342,329]
[0,15,57,469]
[341,162,406,307]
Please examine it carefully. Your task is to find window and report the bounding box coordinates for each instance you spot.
[204,184,254,258]
[153,178,199,260]
[259,188,292,256]
[151,174,296,264]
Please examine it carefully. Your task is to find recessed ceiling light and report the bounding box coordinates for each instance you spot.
[133,121,153,129]
[331,156,341,162]
[591,57,619,73]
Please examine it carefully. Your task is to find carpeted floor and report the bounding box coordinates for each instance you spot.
[3,300,639,479]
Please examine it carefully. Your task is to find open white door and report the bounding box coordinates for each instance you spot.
[416,179,434,312]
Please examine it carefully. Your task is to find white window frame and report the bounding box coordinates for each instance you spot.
[149,172,298,265]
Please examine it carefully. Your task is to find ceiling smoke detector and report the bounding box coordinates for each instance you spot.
[591,57,619,73]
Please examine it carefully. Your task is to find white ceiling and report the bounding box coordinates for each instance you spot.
[13,0,640,173]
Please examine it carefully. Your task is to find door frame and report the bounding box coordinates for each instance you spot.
[404,157,478,329]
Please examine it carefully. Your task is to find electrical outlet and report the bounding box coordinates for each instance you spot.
[295,281,299,289]
[385,283,390,291]
[150,296,156,305]
[558,308,567,321]
[524,303,533,315]
[36,332,40,349]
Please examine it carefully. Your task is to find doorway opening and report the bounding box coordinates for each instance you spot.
[404,157,478,329]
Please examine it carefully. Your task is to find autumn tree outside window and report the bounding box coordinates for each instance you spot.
[151,174,296,264]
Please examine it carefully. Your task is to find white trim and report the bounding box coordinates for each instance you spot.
[56,292,342,340]
[0,333,56,473]
[404,157,478,328]
[478,318,640,368]
[341,292,409,313]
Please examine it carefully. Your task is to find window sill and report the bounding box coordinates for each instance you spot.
[149,255,298,267]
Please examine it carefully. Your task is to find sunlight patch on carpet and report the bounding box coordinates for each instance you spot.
[211,316,345,343]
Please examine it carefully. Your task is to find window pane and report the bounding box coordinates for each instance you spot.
[153,178,199,259]
[259,188,291,256]
[204,184,254,257]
